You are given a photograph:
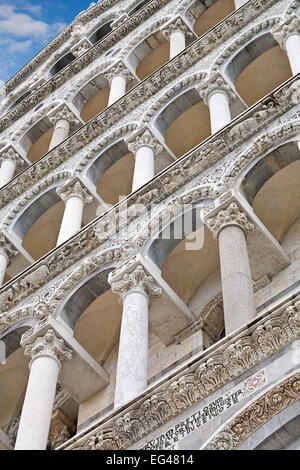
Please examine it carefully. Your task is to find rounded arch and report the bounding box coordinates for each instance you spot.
[4,172,71,260]
[48,52,76,79]
[185,0,235,38]
[212,18,292,106]
[202,370,300,450]
[148,73,209,158]
[88,19,114,45]
[67,60,114,122]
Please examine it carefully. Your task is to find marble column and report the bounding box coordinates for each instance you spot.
[109,265,162,408]
[205,200,256,335]
[48,106,79,151]
[104,62,133,107]
[15,329,72,450]
[272,16,300,76]
[0,235,18,286]
[198,76,236,134]
[234,0,248,8]
[0,147,24,188]
[56,179,93,246]
[162,18,192,60]
[126,129,163,192]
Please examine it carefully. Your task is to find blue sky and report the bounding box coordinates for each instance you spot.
[0,1,90,85]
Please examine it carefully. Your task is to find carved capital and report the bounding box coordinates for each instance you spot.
[198,75,236,105]
[0,234,18,265]
[70,39,91,58]
[126,129,163,156]
[49,105,80,126]
[109,264,162,302]
[272,15,300,50]
[0,146,24,168]
[104,61,134,85]
[56,179,93,204]
[206,201,255,239]
[161,17,193,41]
[23,328,72,369]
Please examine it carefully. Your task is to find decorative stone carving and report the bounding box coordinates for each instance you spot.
[205,200,255,239]
[205,372,300,450]
[126,129,163,155]
[104,61,134,85]
[22,328,72,369]
[161,17,194,41]
[56,179,93,204]
[70,39,91,58]
[48,105,80,127]
[198,75,236,105]
[0,146,24,168]
[109,264,162,302]
[0,234,18,265]
[272,15,300,50]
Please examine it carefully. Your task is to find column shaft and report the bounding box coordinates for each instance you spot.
[0,253,8,286]
[170,30,186,59]
[15,356,59,450]
[208,92,231,134]
[56,195,83,246]
[218,224,256,335]
[0,158,17,187]
[108,75,127,106]
[132,145,155,192]
[285,34,300,75]
[49,118,70,151]
[114,291,149,408]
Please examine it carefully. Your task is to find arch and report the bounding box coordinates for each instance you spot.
[8,91,32,112]
[185,0,235,38]
[48,52,76,79]
[150,78,210,158]
[212,18,292,106]
[202,370,300,450]
[68,60,114,122]
[4,172,70,260]
[0,319,38,358]
[128,0,151,17]
[89,20,114,45]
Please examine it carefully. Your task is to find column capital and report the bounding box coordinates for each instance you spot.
[109,264,162,303]
[0,234,18,266]
[103,61,134,85]
[0,146,25,168]
[272,15,300,50]
[125,128,163,155]
[56,178,93,204]
[161,17,193,41]
[48,105,80,127]
[22,328,72,370]
[202,191,255,239]
[70,38,91,58]
[197,74,236,105]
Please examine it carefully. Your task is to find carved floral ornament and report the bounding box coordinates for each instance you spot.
[161,17,194,41]
[197,75,236,105]
[0,146,24,168]
[126,129,163,155]
[56,179,93,204]
[204,371,300,450]
[0,0,278,135]
[48,106,80,127]
[0,235,18,265]
[272,15,300,50]
[59,296,300,450]
[205,200,255,239]
[109,264,162,302]
[103,61,135,84]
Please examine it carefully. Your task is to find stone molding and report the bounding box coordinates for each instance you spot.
[204,371,300,450]
[109,264,162,302]
[272,15,300,50]
[198,74,236,105]
[0,0,276,136]
[0,234,18,265]
[203,192,255,239]
[48,105,80,127]
[56,178,93,204]
[22,328,72,370]
[126,128,163,155]
[103,61,135,85]
[58,293,300,450]
[161,17,194,41]
[70,39,92,58]
[0,146,25,169]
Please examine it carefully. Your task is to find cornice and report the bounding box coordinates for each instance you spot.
[57,293,300,450]
[0,0,285,213]
[0,0,277,135]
